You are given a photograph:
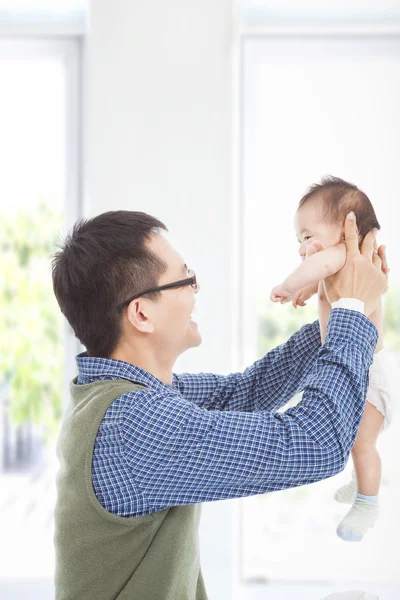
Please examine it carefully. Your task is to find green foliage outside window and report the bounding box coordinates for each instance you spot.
[0,196,64,440]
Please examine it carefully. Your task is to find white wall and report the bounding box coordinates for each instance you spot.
[84,1,236,597]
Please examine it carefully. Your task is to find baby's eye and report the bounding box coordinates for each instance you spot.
[303,236,313,242]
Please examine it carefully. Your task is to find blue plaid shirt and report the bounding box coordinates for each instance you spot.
[76,308,377,517]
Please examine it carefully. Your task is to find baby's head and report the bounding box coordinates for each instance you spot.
[295,176,380,260]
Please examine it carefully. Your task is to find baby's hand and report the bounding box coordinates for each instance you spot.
[305,239,324,257]
[270,239,327,306]
[292,239,326,308]
[270,286,291,304]
[292,282,319,308]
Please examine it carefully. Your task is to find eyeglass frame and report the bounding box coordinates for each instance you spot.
[116,269,198,312]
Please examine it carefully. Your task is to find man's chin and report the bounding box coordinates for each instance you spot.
[191,332,202,348]
[188,326,202,349]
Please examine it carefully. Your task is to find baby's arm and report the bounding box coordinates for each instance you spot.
[271,243,346,302]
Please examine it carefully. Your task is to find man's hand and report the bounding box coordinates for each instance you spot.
[323,212,388,316]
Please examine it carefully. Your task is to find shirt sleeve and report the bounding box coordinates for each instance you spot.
[121,309,378,514]
[172,319,322,413]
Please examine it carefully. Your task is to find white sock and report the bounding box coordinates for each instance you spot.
[336,495,379,542]
[334,471,357,504]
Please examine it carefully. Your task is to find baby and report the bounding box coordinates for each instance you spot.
[270,176,395,542]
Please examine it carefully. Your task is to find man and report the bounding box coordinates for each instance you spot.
[52,209,387,600]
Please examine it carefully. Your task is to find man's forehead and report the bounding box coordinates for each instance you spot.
[150,232,177,255]
[150,233,187,272]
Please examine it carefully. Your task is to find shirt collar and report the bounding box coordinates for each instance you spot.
[76,352,174,393]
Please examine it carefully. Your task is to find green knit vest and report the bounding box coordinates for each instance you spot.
[54,377,208,600]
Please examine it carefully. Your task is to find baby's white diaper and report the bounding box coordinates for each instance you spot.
[366,348,398,430]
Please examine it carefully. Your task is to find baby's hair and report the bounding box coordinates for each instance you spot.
[298,175,380,241]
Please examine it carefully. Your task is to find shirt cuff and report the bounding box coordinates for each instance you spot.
[326,308,378,361]
[331,298,365,314]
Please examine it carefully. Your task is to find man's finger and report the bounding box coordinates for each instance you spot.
[376,245,389,295]
[361,228,377,260]
[377,245,388,273]
[372,251,382,269]
[372,252,389,295]
[344,212,360,257]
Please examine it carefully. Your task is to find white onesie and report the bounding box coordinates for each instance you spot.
[366,348,397,430]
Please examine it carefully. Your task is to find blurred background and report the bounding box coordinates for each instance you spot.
[0,1,399,599]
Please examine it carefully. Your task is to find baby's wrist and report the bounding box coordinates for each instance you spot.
[280,278,296,295]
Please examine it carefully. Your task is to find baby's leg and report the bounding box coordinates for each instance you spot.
[333,469,357,504]
[352,401,383,495]
[334,302,385,504]
[336,402,384,541]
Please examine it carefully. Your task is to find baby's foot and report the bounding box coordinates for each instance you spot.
[336,496,379,542]
[334,471,357,504]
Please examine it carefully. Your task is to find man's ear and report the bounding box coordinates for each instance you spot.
[126,299,154,333]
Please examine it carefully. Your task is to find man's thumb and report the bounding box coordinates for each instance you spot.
[344,211,359,255]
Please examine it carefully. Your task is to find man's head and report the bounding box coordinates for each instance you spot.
[52,211,201,360]
[295,176,380,260]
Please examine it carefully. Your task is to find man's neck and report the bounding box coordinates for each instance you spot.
[109,344,175,387]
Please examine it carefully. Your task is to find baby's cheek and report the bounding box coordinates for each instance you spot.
[333,228,345,245]
[325,232,343,247]
[318,223,342,247]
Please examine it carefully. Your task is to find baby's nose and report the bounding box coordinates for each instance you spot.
[298,244,306,258]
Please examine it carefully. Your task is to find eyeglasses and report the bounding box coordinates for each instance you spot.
[116,269,198,312]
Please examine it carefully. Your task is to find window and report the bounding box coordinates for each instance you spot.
[0,39,80,593]
[239,31,400,586]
